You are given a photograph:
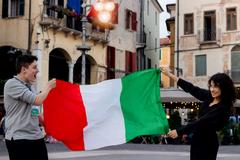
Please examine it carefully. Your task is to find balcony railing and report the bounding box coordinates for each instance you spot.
[136,32,146,48]
[204,29,216,41]
[198,28,221,44]
[40,5,108,43]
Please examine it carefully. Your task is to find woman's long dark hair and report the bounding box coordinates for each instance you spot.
[208,73,236,108]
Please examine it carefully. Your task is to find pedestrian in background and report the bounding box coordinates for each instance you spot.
[160,67,236,160]
[4,55,56,160]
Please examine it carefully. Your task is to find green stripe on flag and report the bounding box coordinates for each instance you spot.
[120,69,169,141]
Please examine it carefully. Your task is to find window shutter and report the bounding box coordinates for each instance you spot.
[111,47,115,68]
[2,0,9,18]
[107,46,115,68]
[58,0,64,18]
[111,3,118,24]
[132,12,137,31]
[125,9,130,29]
[19,0,25,16]
[132,52,137,71]
[107,46,115,79]
[125,51,130,72]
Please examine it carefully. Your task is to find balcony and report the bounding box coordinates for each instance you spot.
[198,28,221,45]
[39,5,108,43]
[136,32,146,48]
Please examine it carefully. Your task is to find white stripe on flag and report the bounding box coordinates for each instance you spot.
[81,79,126,150]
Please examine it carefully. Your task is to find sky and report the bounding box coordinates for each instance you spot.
[158,0,176,38]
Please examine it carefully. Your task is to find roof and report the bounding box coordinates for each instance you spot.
[160,88,200,103]
[152,0,163,13]
[160,37,171,45]
[166,3,176,13]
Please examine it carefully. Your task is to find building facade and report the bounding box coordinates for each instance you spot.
[0,0,111,92]
[0,0,145,94]
[105,0,140,78]
[160,37,171,88]
[176,0,240,88]
[143,0,163,69]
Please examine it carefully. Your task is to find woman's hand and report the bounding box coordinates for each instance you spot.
[160,67,172,77]
[167,129,178,139]
[160,66,179,82]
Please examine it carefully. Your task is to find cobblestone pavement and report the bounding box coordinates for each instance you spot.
[0,141,240,160]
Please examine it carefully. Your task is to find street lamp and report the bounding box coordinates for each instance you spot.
[77,0,115,84]
[77,0,91,85]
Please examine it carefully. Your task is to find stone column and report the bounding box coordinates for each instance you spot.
[68,60,76,83]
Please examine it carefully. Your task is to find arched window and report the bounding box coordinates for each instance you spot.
[231,45,240,83]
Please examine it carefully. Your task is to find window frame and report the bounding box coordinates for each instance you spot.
[184,13,194,35]
[2,0,25,18]
[226,7,237,31]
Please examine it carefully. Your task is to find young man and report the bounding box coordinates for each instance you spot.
[4,55,56,160]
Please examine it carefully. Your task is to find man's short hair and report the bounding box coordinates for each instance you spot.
[16,55,38,74]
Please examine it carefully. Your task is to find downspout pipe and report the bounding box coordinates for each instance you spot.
[28,0,32,54]
[176,0,180,77]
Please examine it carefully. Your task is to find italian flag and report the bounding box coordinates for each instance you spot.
[43,69,169,151]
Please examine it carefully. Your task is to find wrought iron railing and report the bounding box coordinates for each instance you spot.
[136,32,146,46]
[204,29,216,41]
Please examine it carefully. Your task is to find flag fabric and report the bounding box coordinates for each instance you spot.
[43,69,169,151]
[67,0,81,14]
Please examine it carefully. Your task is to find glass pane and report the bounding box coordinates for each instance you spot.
[196,55,206,76]
[231,52,240,82]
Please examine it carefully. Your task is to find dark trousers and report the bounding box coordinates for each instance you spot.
[190,133,219,160]
[6,138,48,160]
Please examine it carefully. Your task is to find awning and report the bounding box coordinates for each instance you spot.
[160,88,240,108]
[160,88,201,103]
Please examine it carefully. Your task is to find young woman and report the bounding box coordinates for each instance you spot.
[160,67,236,160]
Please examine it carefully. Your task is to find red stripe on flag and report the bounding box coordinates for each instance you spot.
[43,80,87,150]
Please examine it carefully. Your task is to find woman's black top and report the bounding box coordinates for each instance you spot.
[176,78,229,135]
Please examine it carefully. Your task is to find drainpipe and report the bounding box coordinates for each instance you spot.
[176,0,180,77]
[28,0,32,54]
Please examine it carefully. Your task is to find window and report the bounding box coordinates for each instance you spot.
[155,38,157,52]
[155,11,158,25]
[204,11,216,41]
[47,0,64,18]
[231,45,240,83]
[227,8,237,31]
[184,13,194,35]
[125,51,137,74]
[2,0,24,18]
[147,58,151,69]
[125,9,137,31]
[159,49,161,60]
[195,55,206,76]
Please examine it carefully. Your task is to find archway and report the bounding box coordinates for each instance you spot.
[49,48,71,81]
[0,46,22,95]
[73,55,97,84]
[231,45,240,83]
